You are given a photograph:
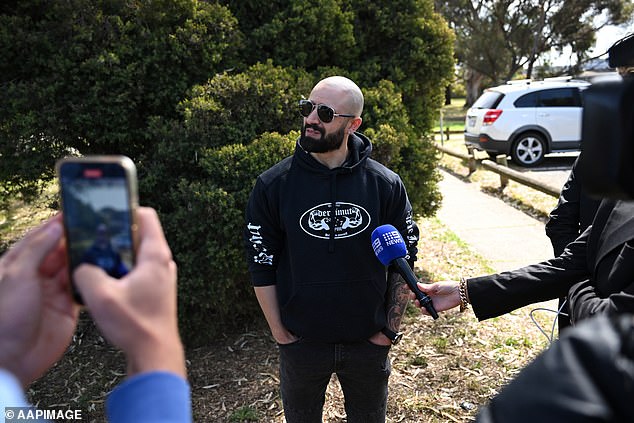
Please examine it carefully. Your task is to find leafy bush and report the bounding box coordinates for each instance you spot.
[363,80,441,217]
[0,0,243,195]
[179,61,314,149]
[147,132,296,345]
[247,0,356,70]
[348,0,456,134]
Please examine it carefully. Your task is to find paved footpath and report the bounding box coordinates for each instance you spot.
[435,169,559,273]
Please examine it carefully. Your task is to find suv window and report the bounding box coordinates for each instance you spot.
[514,92,538,108]
[538,88,580,107]
[514,88,581,108]
[472,91,503,109]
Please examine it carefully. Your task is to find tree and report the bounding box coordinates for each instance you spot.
[248,0,357,70]
[222,0,455,135]
[0,0,243,196]
[436,0,634,105]
[349,0,456,135]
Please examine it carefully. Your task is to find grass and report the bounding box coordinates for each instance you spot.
[229,406,260,422]
[433,98,468,133]
[0,182,58,253]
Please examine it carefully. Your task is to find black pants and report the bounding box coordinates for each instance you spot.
[279,339,391,423]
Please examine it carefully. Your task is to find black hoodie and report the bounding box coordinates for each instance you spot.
[244,132,419,342]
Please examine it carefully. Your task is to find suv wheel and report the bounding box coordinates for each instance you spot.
[511,132,546,167]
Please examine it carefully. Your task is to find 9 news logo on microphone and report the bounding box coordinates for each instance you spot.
[371,225,408,266]
[379,229,402,246]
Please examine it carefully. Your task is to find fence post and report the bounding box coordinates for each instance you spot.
[495,155,509,189]
[466,146,477,175]
[439,109,444,145]
[435,144,562,198]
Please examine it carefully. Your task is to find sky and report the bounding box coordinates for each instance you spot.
[67,179,129,212]
[591,25,633,58]
[543,24,633,67]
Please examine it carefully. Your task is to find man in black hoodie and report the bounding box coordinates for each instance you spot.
[244,76,419,423]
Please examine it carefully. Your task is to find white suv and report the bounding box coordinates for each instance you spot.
[464,78,591,167]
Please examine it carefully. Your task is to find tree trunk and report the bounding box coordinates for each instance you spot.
[526,3,546,80]
[526,59,535,80]
[464,67,485,108]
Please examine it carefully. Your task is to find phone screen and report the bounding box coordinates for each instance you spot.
[57,157,137,300]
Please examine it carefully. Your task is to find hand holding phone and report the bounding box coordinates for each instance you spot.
[56,156,139,304]
[0,216,79,387]
[74,207,185,378]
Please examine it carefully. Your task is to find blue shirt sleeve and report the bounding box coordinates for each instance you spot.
[0,369,49,422]
[106,371,191,422]
[0,369,29,409]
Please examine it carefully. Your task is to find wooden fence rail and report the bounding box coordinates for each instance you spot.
[434,144,562,198]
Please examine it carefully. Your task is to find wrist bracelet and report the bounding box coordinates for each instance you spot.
[459,277,470,312]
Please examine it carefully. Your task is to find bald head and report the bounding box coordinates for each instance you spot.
[311,76,364,117]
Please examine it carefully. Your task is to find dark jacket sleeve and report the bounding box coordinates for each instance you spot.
[468,229,591,321]
[476,315,634,423]
[244,177,283,286]
[568,241,634,324]
[545,158,582,256]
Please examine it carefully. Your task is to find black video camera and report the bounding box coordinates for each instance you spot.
[580,34,634,199]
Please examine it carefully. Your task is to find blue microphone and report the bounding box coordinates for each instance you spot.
[371,224,439,319]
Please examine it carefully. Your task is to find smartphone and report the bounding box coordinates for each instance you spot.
[56,156,139,304]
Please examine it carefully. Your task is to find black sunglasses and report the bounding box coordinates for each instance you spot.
[298,99,355,123]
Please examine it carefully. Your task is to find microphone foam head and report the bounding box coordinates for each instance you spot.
[371,224,407,266]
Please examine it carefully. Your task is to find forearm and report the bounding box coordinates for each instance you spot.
[254,285,295,343]
[125,332,186,379]
[469,263,584,321]
[385,272,410,331]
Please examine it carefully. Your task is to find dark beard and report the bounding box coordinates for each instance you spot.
[300,123,346,153]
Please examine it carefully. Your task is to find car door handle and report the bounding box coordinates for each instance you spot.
[537,113,549,117]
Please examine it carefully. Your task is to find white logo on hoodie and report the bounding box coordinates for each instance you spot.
[299,202,371,239]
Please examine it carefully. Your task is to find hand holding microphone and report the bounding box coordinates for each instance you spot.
[371,225,439,319]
